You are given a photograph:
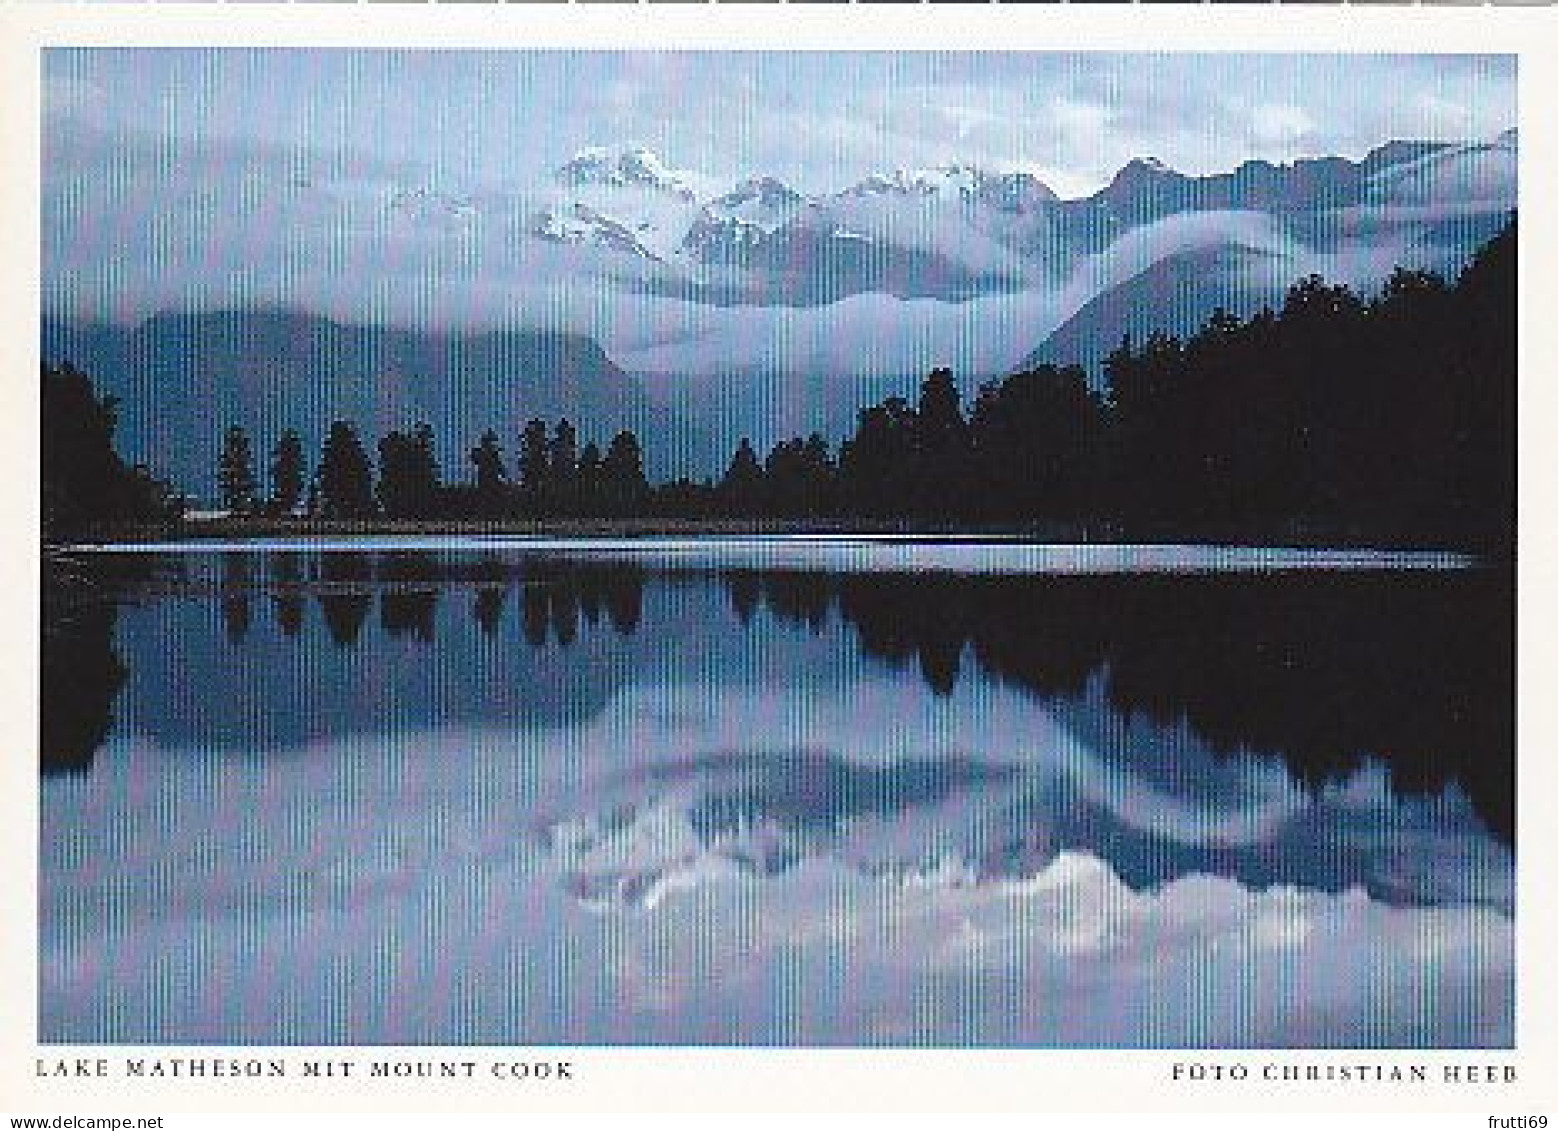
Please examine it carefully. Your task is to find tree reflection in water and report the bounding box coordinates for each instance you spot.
[39,553,177,776]
[737,568,1513,843]
[41,551,1511,844]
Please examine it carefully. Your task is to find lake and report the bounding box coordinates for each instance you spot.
[39,537,1514,1047]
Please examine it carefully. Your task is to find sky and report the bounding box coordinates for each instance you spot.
[45,50,1516,199]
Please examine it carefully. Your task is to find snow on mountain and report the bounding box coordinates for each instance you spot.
[527,140,1513,297]
[679,176,809,263]
[809,188,1036,282]
[533,201,664,262]
[532,150,1058,290]
[672,164,1056,290]
[708,176,807,226]
[837,164,1062,261]
[555,145,703,200]
[974,170,1061,214]
[193,136,1523,378]
[843,163,1058,211]
[847,163,988,198]
[534,148,709,263]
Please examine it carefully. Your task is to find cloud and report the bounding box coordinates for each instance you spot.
[1056,210,1287,310]
[43,144,1509,387]
[41,76,111,126]
[1251,104,1319,148]
[45,50,1517,197]
[41,51,1517,393]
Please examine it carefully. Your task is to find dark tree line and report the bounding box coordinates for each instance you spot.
[45,219,1515,549]
[462,420,651,519]
[210,415,653,522]
[719,566,1512,843]
[1101,221,1514,547]
[41,363,182,539]
[695,218,1514,548]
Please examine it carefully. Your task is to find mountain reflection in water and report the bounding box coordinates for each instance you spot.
[39,545,1514,1047]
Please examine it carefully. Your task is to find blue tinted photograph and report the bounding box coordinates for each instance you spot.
[40,50,1515,1047]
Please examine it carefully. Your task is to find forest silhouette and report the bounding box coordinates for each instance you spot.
[42,219,1515,551]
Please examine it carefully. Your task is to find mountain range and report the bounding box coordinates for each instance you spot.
[44,132,1517,498]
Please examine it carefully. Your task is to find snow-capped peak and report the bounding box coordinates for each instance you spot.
[844,163,1058,213]
[532,200,665,261]
[715,176,805,213]
[847,163,985,198]
[700,176,807,231]
[677,175,810,261]
[556,145,700,200]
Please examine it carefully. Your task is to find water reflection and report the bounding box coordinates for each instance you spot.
[39,582,125,777]
[831,571,1515,841]
[38,546,1515,1046]
[41,551,1513,839]
[319,591,371,647]
[40,552,179,777]
[473,586,505,637]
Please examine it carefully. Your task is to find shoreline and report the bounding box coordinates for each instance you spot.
[42,516,1508,560]
[46,533,1487,578]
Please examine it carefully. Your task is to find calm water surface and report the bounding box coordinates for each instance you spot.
[40,539,1514,1046]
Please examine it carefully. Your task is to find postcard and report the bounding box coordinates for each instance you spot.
[2,1,1554,1118]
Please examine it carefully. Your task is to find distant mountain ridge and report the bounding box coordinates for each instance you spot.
[529,134,1512,262]
[42,309,699,504]
[44,133,1518,494]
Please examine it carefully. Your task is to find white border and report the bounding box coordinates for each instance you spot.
[2,5,1554,1115]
